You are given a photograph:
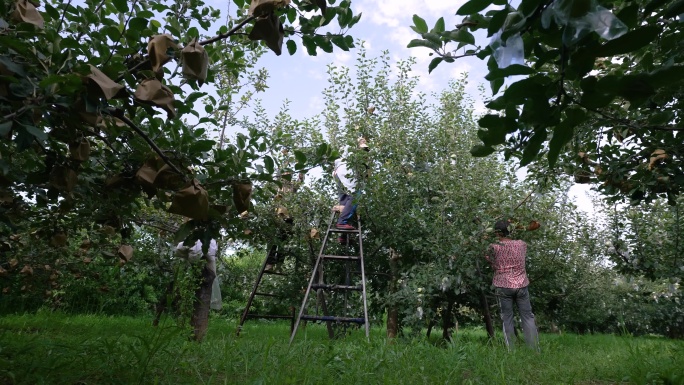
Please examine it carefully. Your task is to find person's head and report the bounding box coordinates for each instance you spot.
[494,220,511,237]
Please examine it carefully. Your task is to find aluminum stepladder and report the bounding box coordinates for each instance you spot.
[289,206,369,344]
[236,244,294,336]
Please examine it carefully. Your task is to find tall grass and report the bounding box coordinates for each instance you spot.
[0,312,682,384]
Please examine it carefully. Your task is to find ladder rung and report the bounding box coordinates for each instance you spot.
[246,314,293,320]
[321,255,360,261]
[255,292,282,298]
[329,228,360,233]
[311,284,363,291]
[300,315,365,324]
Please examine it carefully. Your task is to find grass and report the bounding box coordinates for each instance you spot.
[0,312,683,385]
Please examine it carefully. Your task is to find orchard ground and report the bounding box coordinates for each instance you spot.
[1,312,683,385]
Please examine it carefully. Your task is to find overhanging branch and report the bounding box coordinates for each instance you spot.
[116,15,258,82]
[105,107,186,177]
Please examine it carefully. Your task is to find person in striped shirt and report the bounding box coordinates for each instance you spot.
[486,220,540,351]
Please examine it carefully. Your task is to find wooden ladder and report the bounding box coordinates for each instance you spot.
[236,244,294,336]
[289,207,369,344]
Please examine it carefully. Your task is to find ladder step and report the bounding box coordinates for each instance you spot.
[321,254,360,261]
[328,228,360,233]
[300,315,365,324]
[255,292,282,298]
[311,284,363,291]
[245,314,293,320]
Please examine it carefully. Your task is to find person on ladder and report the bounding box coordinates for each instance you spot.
[333,137,369,238]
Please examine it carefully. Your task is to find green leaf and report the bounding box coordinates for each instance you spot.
[490,78,504,94]
[485,64,535,80]
[648,65,684,89]
[471,145,496,157]
[432,17,445,34]
[331,35,349,51]
[174,221,194,244]
[191,139,215,152]
[316,142,328,157]
[315,0,327,14]
[128,17,147,32]
[287,7,297,23]
[423,32,442,46]
[0,121,11,137]
[457,0,494,15]
[348,13,362,27]
[412,15,428,33]
[521,128,546,166]
[487,9,509,37]
[428,57,443,73]
[407,39,439,50]
[286,39,297,55]
[21,123,47,142]
[315,36,333,53]
[302,35,317,56]
[616,4,639,29]
[644,0,669,16]
[663,0,684,17]
[112,0,129,13]
[0,56,25,76]
[547,108,586,167]
[294,150,307,164]
[596,26,660,57]
[264,155,274,174]
[449,29,475,45]
[43,4,60,21]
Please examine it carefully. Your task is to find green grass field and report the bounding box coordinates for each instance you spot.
[0,312,682,385]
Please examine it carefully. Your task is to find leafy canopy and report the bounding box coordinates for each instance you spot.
[410,0,684,205]
[0,0,360,249]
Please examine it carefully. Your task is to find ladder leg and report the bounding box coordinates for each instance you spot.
[237,250,271,336]
[290,209,337,345]
[358,216,370,340]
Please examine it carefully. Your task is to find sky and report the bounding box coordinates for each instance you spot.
[202,0,598,213]
[211,0,487,120]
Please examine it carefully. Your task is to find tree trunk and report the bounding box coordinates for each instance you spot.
[386,249,400,339]
[190,265,216,341]
[474,258,495,339]
[480,292,494,339]
[442,299,454,341]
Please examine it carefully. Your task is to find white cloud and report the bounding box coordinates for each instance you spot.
[307,95,325,115]
[333,51,353,64]
[357,0,467,27]
[307,68,326,81]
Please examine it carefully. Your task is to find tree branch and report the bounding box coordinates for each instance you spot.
[115,15,258,83]
[2,106,29,122]
[555,44,567,106]
[103,0,139,67]
[575,97,684,132]
[105,108,186,177]
[513,190,535,211]
[56,0,72,34]
[199,15,257,46]
[133,219,178,233]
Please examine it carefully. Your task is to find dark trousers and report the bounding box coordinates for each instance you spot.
[496,286,539,351]
[337,192,358,225]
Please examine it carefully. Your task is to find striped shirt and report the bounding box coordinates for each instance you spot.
[486,239,530,289]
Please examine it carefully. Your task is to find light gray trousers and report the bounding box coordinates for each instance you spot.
[496,286,540,351]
